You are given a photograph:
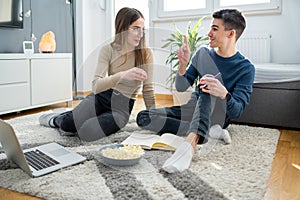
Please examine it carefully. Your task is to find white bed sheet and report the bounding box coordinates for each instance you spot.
[254,63,300,83]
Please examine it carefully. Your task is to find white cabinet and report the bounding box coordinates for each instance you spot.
[0,59,31,112]
[0,54,72,115]
[31,57,72,106]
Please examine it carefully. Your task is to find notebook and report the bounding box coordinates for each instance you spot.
[0,119,86,177]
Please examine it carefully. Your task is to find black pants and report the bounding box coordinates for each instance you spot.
[54,89,134,142]
[136,91,229,144]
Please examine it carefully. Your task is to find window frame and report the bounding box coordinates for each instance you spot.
[215,0,282,15]
[157,0,282,18]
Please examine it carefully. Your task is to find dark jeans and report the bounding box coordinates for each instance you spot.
[136,91,227,144]
[54,89,134,142]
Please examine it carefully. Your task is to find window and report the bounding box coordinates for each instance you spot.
[158,0,212,18]
[158,0,281,18]
[163,0,206,11]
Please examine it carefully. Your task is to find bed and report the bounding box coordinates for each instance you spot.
[232,63,300,129]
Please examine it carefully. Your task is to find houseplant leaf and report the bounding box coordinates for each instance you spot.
[162,16,209,89]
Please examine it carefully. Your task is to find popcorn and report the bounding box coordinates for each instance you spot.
[101,145,144,159]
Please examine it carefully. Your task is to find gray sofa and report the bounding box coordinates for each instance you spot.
[232,81,300,129]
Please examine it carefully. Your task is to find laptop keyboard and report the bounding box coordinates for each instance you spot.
[24,149,60,171]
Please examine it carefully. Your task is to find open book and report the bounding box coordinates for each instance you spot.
[121,133,185,151]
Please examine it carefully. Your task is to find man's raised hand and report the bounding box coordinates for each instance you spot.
[176,35,191,75]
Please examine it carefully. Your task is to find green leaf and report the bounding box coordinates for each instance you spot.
[161,16,209,88]
[192,16,206,36]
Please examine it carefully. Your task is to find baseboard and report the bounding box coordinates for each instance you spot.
[73,91,91,99]
[137,93,173,100]
[74,91,173,100]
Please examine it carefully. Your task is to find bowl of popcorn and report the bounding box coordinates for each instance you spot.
[99,144,145,166]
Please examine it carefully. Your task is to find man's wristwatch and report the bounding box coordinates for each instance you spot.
[225,92,231,101]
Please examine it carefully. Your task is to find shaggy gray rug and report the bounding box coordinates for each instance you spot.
[0,111,280,200]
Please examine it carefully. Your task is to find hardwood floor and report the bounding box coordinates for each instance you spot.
[0,96,299,200]
[264,129,300,200]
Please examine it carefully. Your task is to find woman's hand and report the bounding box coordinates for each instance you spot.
[176,35,191,76]
[120,67,147,81]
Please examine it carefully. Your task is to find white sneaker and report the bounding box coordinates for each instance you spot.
[39,108,68,128]
[39,113,59,128]
[209,124,231,144]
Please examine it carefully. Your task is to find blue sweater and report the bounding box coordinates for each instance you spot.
[175,47,255,120]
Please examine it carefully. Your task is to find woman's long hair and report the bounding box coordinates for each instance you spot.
[112,7,147,68]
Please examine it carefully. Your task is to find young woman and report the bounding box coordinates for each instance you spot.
[39,7,155,142]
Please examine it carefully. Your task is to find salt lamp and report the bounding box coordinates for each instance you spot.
[39,31,56,53]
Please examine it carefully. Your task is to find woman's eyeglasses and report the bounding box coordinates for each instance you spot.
[128,26,145,36]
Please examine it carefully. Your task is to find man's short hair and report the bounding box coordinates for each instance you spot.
[212,9,246,41]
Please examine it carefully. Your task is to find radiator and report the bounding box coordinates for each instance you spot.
[237,34,271,63]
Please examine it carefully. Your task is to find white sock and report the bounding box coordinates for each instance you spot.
[209,124,223,139]
[209,124,231,144]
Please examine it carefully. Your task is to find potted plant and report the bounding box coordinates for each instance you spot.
[162,16,209,104]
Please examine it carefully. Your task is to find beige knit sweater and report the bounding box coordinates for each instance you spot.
[92,44,155,109]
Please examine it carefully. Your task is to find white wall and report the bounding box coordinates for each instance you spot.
[114,0,149,28]
[75,0,113,93]
[245,0,300,63]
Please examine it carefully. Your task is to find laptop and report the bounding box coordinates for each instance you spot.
[0,119,86,177]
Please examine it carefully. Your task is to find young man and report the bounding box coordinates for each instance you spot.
[136,9,255,152]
